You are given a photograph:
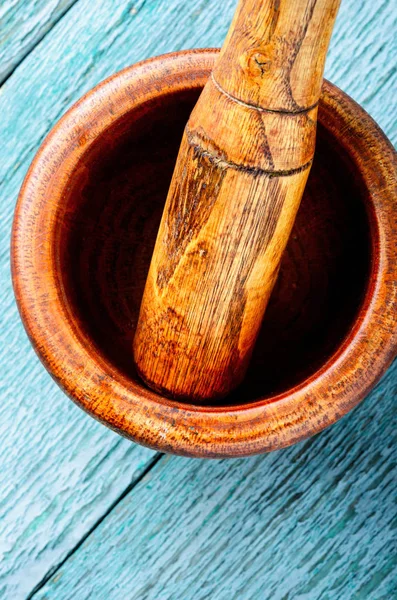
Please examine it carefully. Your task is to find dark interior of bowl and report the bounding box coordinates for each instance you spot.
[57,86,370,406]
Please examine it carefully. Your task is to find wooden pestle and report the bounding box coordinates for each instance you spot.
[133,0,341,402]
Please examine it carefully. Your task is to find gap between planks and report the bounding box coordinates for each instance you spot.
[26,453,164,599]
[1,0,80,87]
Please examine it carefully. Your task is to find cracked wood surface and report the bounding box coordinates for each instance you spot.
[0,0,78,84]
[0,0,396,598]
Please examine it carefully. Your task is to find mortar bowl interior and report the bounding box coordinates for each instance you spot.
[58,77,369,404]
[13,50,397,457]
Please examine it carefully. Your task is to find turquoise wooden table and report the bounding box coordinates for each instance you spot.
[1,1,396,598]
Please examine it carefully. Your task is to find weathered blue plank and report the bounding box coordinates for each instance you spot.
[325,0,397,143]
[0,0,395,598]
[34,363,397,600]
[0,0,77,84]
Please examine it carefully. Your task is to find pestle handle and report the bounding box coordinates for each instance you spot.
[214,0,340,113]
[133,0,341,402]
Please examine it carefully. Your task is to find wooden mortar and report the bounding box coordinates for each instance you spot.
[12,50,397,458]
